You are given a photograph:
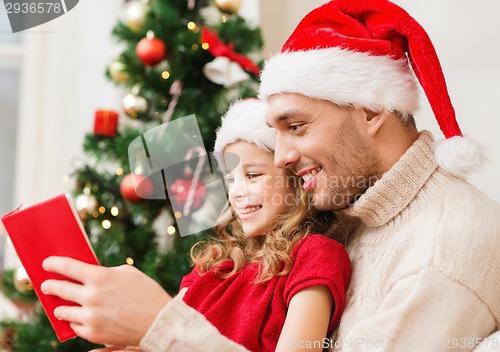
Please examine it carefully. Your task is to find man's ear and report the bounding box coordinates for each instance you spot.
[365,109,387,137]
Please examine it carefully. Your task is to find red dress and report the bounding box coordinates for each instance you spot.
[180,234,351,352]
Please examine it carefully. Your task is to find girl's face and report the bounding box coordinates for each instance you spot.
[224,141,295,237]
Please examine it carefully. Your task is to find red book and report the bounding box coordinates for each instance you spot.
[1,194,100,342]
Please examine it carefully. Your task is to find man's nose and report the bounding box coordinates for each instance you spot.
[274,134,299,169]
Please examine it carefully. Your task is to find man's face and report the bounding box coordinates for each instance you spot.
[266,94,380,211]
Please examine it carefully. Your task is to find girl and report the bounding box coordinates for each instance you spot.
[178,99,351,352]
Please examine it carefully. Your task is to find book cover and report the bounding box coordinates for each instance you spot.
[1,194,100,342]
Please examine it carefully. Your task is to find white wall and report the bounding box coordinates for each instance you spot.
[259,0,500,203]
[2,0,124,270]
[13,0,125,207]
[260,0,326,56]
[393,0,500,202]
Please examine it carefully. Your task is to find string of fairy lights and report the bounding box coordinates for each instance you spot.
[64,168,181,233]
[61,165,182,267]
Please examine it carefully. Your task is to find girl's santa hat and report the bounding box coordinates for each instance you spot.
[214,99,275,171]
[259,0,485,179]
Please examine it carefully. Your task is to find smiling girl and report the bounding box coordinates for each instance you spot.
[178,99,351,352]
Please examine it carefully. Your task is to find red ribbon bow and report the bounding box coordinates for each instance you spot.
[201,27,260,76]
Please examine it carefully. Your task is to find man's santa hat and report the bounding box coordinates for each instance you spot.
[214,99,275,171]
[259,0,485,178]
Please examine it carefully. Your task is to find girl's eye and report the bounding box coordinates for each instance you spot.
[247,173,261,180]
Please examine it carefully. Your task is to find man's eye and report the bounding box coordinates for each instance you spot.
[289,124,303,131]
[224,176,234,185]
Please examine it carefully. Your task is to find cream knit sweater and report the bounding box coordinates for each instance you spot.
[140,131,500,352]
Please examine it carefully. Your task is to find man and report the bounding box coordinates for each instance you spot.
[258,1,500,350]
[42,0,500,351]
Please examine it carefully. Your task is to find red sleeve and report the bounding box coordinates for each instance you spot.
[284,234,351,332]
[179,266,200,290]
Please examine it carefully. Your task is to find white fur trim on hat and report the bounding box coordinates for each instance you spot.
[259,47,420,117]
[433,136,487,179]
[213,99,275,170]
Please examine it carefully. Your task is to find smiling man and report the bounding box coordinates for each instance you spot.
[265,95,408,210]
[257,0,500,350]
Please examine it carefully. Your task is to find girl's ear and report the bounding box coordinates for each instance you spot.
[365,109,388,137]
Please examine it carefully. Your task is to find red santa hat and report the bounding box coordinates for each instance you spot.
[259,0,485,178]
[213,98,275,170]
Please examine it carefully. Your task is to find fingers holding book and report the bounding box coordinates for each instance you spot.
[42,256,101,283]
[40,256,173,346]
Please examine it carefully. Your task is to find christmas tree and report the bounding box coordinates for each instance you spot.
[0,0,263,350]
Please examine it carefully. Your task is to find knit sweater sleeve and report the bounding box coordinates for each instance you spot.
[139,294,250,352]
[340,267,496,352]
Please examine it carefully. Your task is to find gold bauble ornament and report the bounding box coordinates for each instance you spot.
[124,0,147,33]
[75,193,98,220]
[214,0,241,14]
[108,60,129,84]
[13,266,33,293]
[123,93,149,119]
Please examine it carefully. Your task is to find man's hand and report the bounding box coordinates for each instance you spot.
[41,256,172,346]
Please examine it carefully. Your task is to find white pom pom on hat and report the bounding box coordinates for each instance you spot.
[259,0,486,178]
[213,98,275,171]
[433,136,487,179]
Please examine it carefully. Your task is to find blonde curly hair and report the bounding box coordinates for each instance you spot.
[190,169,342,283]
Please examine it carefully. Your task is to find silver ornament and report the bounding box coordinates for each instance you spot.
[123,93,149,119]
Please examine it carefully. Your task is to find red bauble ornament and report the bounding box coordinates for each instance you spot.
[136,36,166,66]
[120,173,154,203]
[169,179,206,213]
